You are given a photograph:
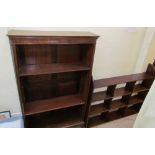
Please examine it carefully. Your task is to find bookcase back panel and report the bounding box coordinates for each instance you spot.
[16,44,93,67]
[22,72,81,102]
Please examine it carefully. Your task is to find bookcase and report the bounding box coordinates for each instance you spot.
[8,30,99,128]
[86,62,155,127]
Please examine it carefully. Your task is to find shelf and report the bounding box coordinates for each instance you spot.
[110,99,126,110]
[89,104,108,118]
[26,109,84,128]
[107,111,122,121]
[94,73,154,88]
[88,114,107,127]
[19,63,90,76]
[31,117,84,128]
[114,87,131,97]
[24,94,84,116]
[128,96,143,106]
[92,91,112,102]
[124,105,141,116]
[133,85,149,93]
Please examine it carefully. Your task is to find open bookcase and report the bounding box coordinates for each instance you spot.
[8,30,99,128]
[86,62,155,127]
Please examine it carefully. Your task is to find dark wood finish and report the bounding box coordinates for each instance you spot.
[19,63,90,76]
[8,30,98,128]
[89,104,108,118]
[87,62,155,127]
[94,73,154,88]
[24,95,84,116]
[26,107,84,128]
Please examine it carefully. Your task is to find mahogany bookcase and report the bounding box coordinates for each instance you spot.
[8,30,99,128]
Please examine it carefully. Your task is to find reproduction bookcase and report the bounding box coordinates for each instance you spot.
[8,30,99,128]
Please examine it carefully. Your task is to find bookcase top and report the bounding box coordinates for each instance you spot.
[8,30,99,37]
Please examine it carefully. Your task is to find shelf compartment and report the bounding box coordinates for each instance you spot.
[114,87,131,97]
[88,113,107,127]
[124,103,142,116]
[110,99,126,110]
[26,107,84,128]
[24,94,84,116]
[89,104,108,118]
[128,96,143,106]
[92,91,112,102]
[19,63,90,76]
[133,84,149,93]
[107,111,122,121]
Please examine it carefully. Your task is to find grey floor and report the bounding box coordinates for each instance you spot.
[94,114,137,128]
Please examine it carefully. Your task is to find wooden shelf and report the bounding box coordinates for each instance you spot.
[114,87,131,97]
[31,117,84,128]
[133,84,149,93]
[19,63,90,76]
[94,73,154,88]
[89,104,108,118]
[110,99,126,110]
[107,111,122,121]
[128,96,143,106]
[92,91,112,102]
[24,95,84,116]
[124,106,141,116]
[27,109,84,128]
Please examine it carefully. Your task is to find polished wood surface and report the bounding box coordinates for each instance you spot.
[8,30,98,128]
[19,63,90,76]
[8,30,98,37]
[94,73,154,88]
[24,95,84,116]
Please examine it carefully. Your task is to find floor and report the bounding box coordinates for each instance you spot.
[95,114,137,128]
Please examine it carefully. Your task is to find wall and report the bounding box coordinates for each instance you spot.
[144,32,155,68]
[0,27,147,114]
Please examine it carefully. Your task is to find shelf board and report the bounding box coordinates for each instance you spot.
[19,63,90,76]
[92,91,112,102]
[110,99,126,110]
[28,114,84,128]
[24,94,84,116]
[114,88,131,97]
[94,73,154,88]
[124,106,140,116]
[133,85,149,93]
[89,104,108,118]
[128,96,143,106]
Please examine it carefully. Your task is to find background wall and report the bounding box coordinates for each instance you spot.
[0,27,152,115]
[144,32,155,68]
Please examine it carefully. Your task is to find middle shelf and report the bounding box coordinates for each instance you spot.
[19,63,90,76]
[24,94,84,116]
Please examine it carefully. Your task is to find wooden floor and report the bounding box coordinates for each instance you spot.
[94,114,137,128]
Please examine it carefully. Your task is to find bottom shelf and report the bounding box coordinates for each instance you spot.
[25,107,84,128]
[124,103,142,116]
[88,104,142,127]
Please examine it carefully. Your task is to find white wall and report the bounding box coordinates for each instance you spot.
[0,27,147,114]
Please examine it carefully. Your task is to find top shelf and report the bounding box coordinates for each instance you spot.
[19,63,90,76]
[94,73,154,88]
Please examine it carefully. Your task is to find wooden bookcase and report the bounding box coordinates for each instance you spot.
[86,62,155,127]
[8,30,99,128]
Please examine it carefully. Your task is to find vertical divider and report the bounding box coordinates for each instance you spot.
[106,85,116,109]
[121,81,136,116]
[122,81,136,104]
